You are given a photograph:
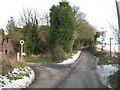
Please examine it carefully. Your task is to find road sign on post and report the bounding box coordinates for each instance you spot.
[20,40,25,61]
[20,40,24,54]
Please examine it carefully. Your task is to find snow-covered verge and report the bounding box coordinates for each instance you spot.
[97,44,119,52]
[58,50,81,65]
[0,66,35,89]
[97,64,119,88]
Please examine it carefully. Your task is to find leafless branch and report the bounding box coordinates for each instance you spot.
[18,8,41,27]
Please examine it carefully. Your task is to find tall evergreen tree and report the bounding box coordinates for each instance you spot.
[50,1,76,53]
[6,17,15,34]
[23,17,40,55]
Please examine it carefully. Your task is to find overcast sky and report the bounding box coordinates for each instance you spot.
[0,0,119,43]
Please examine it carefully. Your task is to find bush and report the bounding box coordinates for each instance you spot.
[109,70,120,89]
[38,30,50,53]
[52,46,67,61]
[80,39,94,46]
[10,28,23,52]
[38,25,50,31]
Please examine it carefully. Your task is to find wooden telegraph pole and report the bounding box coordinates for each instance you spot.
[110,38,113,57]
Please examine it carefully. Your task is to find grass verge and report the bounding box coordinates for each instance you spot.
[25,57,58,63]
[88,47,118,65]
[25,50,77,63]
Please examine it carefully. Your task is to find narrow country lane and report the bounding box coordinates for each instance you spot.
[26,49,109,89]
[58,49,108,88]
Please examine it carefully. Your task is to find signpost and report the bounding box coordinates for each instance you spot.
[19,40,25,61]
[20,40,24,55]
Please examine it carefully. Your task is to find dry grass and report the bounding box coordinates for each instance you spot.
[2,55,25,74]
[31,52,51,58]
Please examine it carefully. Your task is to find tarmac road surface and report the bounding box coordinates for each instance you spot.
[26,49,109,89]
[58,49,107,88]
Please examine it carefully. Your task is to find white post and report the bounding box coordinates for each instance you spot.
[17,52,20,61]
[21,44,23,54]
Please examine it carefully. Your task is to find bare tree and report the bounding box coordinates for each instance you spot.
[108,0,120,59]
[100,30,106,51]
[109,19,119,42]
[40,12,50,26]
[72,5,86,27]
[18,8,40,27]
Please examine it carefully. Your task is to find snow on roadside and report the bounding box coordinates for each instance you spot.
[97,44,118,52]
[97,64,118,88]
[0,66,35,89]
[58,50,81,65]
